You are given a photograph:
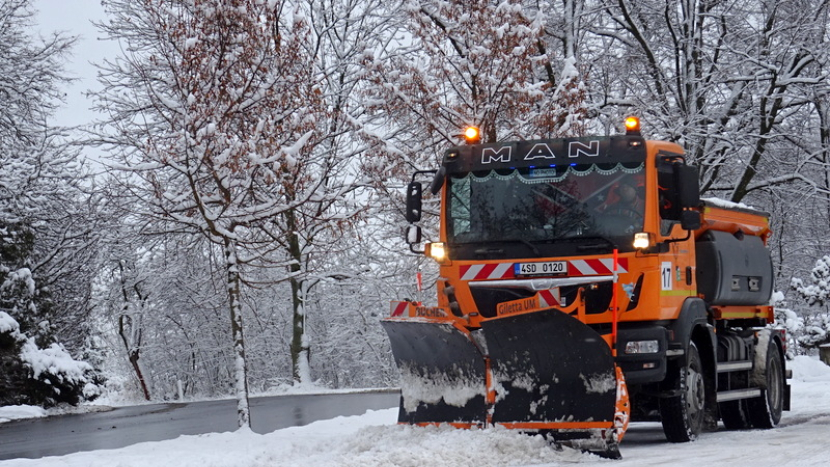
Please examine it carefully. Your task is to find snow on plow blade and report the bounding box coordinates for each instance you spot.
[382,308,626,458]
[485,311,617,425]
[381,319,488,425]
[484,310,624,458]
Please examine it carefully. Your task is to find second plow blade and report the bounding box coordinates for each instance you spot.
[381,319,487,426]
[481,309,623,459]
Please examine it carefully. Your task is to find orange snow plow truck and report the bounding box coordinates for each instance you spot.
[382,118,790,458]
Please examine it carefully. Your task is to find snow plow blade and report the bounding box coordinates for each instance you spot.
[483,310,624,458]
[383,308,627,459]
[381,319,487,425]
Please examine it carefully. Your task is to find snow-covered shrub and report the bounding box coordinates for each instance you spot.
[797,314,830,349]
[790,256,830,349]
[0,311,101,407]
[771,291,803,357]
[792,255,830,306]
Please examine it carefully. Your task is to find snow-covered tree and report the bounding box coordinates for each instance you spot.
[594,0,830,201]
[791,255,830,348]
[363,0,560,164]
[92,0,373,424]
[90,216,241,401]
[0,310,101,407]
[0,0,102,406]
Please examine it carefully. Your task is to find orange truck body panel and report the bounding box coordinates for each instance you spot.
[422,139,773,331]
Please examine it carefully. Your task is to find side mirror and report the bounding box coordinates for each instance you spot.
[405,182,423,223]
[406,225,422,244]
[405,225,423,254]
[675,164,700,209]
[680,210,701,231]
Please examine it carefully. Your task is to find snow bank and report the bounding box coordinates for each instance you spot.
[0,403,113,425]
[0,409,592,467]
[0,405,46,424]
[789,355,830,382]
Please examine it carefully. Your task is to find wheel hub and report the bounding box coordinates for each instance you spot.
[687,368,705,414]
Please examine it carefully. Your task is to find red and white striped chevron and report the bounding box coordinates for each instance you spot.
[568,258,629,276]
[459,263,515,281]
[538,289,560,307]
[459,258,628,281]
[389,301,409,317]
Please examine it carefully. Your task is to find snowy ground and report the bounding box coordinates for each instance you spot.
[1,356,828,467]
[0,403,114,425]
[0,406,46,424]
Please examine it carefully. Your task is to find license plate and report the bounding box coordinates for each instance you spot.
[515,261,567,276]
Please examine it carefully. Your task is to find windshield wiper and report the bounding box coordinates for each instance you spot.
[505,238,541,256]
[567,236,618,251]
[462,238,542,256]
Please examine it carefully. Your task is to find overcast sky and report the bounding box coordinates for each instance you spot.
[35,0,114,128]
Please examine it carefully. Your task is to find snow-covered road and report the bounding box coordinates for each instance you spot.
[1,356,828,467]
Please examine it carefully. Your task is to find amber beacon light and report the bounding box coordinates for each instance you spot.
[624,116,641,135]
[464,126,481,144]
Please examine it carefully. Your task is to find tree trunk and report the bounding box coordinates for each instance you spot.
[117,263,150,401]
[286,209,311,385]
[128,351,150,401]
[118,315,150,401]
[290,275,311,384]
[224,237,251,428]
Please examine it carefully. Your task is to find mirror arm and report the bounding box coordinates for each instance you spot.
[665,229,692,245]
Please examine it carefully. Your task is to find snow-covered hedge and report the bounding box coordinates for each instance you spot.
[0,311,101,407]
[789,256,830,350]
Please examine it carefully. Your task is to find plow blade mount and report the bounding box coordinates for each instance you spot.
[381,320,487,425]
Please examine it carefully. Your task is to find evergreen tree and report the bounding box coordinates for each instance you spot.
[0,0,101,407]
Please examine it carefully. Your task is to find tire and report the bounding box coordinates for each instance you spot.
[720,399,751,430]
[719,368,751,430]
[747,337,785,428]
[660,342,706,442]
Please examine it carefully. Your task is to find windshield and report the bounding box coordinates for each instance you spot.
[447,163,645,249]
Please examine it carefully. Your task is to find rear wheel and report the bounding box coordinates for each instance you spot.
[720,399,751,430]
[719,369,751,429]
[660,342,706,442]
[747,337,784,428]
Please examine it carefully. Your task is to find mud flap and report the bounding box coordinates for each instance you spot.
[482,310,622,457]
[381,320,487,425]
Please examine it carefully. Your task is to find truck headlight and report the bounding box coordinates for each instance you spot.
[426,242,447,263]
[625,340,659,354]
[633,232,650,249]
